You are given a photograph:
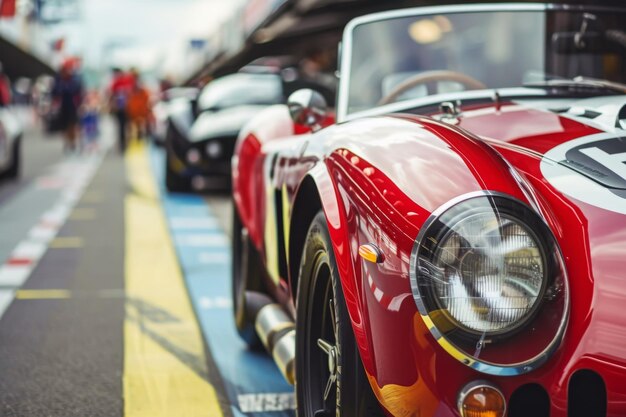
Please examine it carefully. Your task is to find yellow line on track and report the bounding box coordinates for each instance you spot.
[69,208,97,220]
[124,141,223,417]
[82,191,104,203]
[15,289,72,300]
[49,237,84,248]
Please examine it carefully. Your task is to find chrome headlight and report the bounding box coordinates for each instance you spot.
[431,212,546,337]
[186,148,201,165]
[411,193,568,375]
[206,141,222,159]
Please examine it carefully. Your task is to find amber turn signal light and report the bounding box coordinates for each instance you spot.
[457,380,506,417]
[358,243,384,263]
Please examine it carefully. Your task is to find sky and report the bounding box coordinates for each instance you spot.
[44,0,245,80]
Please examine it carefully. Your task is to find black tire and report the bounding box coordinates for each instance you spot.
[164,152,190,192]
[232,203,263,349]
[5,137,20,179]
[296,212,384,417]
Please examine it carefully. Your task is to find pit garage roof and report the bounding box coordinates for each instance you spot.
[187,0,411,84]
[0,35,55,80]
[187,0,626,84]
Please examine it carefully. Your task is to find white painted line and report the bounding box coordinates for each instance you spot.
[0,290,14,318]
[237,393,296,412]
[41,209,67,224]
[29,226,58,242]
[62,190,81,200]
[48,205,71,218]
[170,217,220,230]
[12,242,47,259]
[174,234,229,247]
[198,296,232,310]
[0,265,32,287]
[198,251,230,264]
[0,140,110,322]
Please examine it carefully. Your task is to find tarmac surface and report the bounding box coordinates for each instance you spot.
[0,114,295,417]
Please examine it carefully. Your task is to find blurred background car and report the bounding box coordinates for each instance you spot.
[0,106,22,180]
[164,71,287,192]
[151,86,199,147]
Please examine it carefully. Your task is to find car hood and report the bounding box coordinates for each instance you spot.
[190,105,270,143]
[455,95,623,151]
[455,96,626,191]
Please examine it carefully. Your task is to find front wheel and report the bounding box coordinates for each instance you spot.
[164,153,190,192]
[295,212,384,417]
[232,203,263,349]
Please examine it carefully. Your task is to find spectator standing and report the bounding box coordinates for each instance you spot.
[80,91,100,153]
[108,68,132,152]
[159,77,174,98]
[52,60,83,153]
[0,62,12,107]
[126,70,152,142]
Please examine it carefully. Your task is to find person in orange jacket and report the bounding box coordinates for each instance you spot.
[126,70,152,141]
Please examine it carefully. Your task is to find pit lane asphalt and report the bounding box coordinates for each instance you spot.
[0,139,125,416]
[0,118,294,417]
[0,109,63,206]
[0,118,125,416]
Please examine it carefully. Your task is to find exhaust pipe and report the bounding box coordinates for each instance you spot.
[253,301,296,384]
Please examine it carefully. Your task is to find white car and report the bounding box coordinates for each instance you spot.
[0,107,22,179]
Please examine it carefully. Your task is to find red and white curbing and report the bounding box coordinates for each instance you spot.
[0,153,105,317]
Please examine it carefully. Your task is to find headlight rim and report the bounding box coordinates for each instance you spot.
[409,190,569,376]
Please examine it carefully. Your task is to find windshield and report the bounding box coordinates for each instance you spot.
[341,6,626,118]
[198,73,283,111]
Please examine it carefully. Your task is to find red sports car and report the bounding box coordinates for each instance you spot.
[231,4,626,417]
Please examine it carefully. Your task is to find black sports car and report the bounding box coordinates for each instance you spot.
[151,87,198,147]
[164,72,284,192]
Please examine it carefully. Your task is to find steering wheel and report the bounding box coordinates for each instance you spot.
[378,70,487,105]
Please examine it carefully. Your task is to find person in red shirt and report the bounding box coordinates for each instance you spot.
[0,62,12,107]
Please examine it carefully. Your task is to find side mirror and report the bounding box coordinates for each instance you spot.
[287,89,327,131]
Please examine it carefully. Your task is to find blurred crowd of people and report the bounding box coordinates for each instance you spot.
[107,68,153,152]
[1,45,338,158]
[1,57,160,156]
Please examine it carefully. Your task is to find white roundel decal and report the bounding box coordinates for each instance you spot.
[541,132,626,215]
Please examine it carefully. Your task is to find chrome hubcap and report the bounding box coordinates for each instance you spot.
[316,297,338,403]
[317,338,338,401]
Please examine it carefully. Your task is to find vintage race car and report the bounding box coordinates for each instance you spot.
[231,3,626,417]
